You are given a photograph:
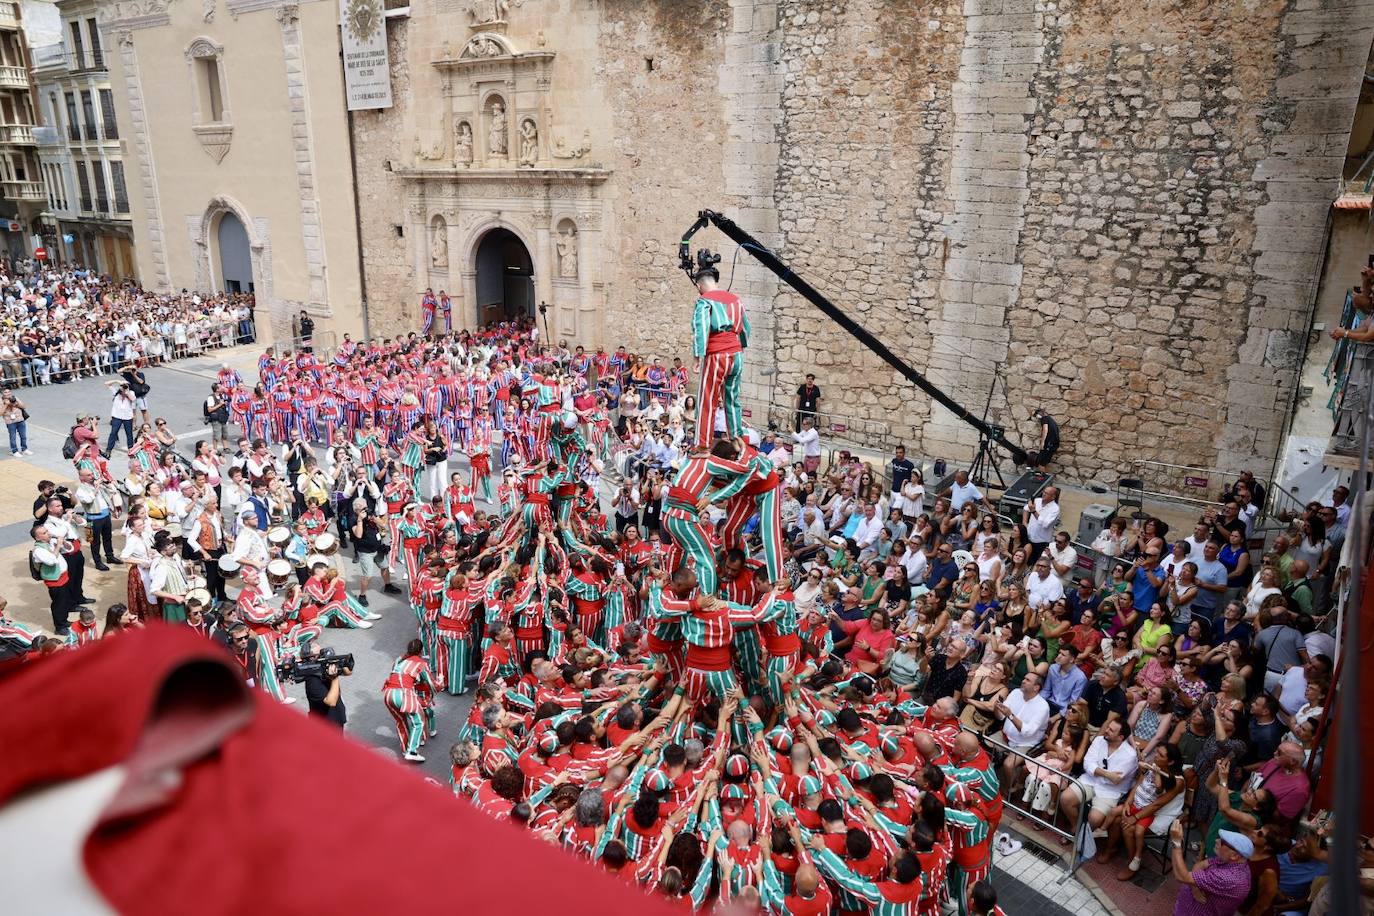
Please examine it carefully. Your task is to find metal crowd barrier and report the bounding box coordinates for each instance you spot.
[0,319,259,388]
[975,726,1091,883]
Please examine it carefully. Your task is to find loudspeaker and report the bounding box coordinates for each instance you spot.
[1077,503,1116,545]
[997,470,1052,520]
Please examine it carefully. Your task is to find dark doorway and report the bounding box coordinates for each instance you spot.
[216,210,254,293]
[474,227,533,324]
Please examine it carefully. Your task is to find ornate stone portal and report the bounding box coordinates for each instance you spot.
[397,24,610,342]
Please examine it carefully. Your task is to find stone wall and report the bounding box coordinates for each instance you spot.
[353,18,416,340]
[353,0,1374,483]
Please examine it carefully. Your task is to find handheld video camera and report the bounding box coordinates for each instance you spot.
[278,650,354,682]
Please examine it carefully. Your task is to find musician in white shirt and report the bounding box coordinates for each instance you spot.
[229,506,270,571]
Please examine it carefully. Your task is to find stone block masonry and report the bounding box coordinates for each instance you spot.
[352,0,1374,483]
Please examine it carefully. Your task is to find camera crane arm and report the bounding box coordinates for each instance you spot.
[678,209,1029,466]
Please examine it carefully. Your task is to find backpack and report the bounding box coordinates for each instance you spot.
[27,550,42,581]
[61,429,79,459]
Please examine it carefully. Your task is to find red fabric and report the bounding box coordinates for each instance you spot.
[0,626,675,916]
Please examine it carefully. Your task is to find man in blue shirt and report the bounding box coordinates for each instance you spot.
[1129,549,1165,613]
[924,542,959,599]
[1190,539,1229,629]
[1043,645,1088,715]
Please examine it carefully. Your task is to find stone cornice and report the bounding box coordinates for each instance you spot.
[393,166,609,184]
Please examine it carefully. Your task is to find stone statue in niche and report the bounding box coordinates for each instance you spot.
[488,101,507,156]
[455,121,473,166]
[556,228,577,279]
[518,119,537,166]
[431,220,448,268]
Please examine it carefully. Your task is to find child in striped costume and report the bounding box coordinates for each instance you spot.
[381,639,438,762]
[398,421,427,492]
[467,420,494,502]
[353,416,385,472]
[395,504,429,582]
[302,563,379,628]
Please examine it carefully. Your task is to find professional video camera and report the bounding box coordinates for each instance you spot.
[277,649,354,682]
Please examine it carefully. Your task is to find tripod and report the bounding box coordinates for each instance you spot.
[969,367,1008,491]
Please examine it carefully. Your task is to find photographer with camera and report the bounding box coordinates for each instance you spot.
[352,498,400,606]
[104,379,137,452]
[302,643,353,727]
[119,358,152,428]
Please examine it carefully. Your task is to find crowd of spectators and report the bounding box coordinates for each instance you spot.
[0,260,256,387]
[0,289,1358,916]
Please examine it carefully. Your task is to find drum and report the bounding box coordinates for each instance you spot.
[306,553,330,571]
[267,558,293,589]
[267,526,292,548]
[217,555,241,578]
[186,575,208,592]
[314,532,338,556]
[185,588,212,609]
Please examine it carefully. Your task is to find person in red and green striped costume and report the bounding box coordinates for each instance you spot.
[690,253,750,449]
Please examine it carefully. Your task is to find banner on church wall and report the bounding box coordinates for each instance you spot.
[340,0,392,111]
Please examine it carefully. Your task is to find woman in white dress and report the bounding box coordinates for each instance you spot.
[119,513,156,620]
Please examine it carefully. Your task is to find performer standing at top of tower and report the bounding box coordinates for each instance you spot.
[690,249,750,448]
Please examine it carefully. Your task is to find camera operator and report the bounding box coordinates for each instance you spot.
[351,498,400,606]
[119,359,152,428]
[302,643,352,727]
[32,479,73,524]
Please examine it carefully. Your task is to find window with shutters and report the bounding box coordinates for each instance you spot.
[99,89,117,140]
[110,161,128,213]
[75,160,91,211]
[91,160,108,212]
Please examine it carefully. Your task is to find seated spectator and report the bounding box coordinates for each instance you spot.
[1082,665,1129,731]
[1168,823,1255,916]
[1096,744,1186,879]
[1019,699,1091,815]
[1204,757,1277,857]
[997,671,1051,793]
[1126,686,1175,758]
[1244,740,1311,822]
[1042,645,1088,715]
[1058,718,1138,837]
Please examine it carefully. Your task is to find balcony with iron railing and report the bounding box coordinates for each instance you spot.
[70,48,105,72]
[0,2,19,31]
[1,179,44,202]
[0,124,36,145]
